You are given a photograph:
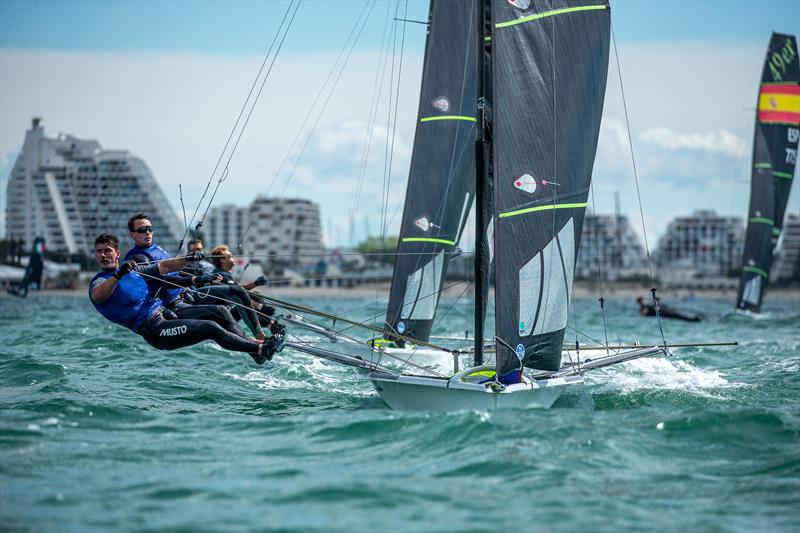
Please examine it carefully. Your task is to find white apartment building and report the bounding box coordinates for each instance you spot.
[773,213,800,281]
[575,214,648,280]
[205,196,324,269]
[656,210,744,277]
[5,118,183,255]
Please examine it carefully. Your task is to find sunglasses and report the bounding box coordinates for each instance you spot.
[134,226,154,234]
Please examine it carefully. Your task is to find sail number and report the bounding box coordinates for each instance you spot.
[769,38,796,82]
[787,147,797,165]
[789,128,800,144]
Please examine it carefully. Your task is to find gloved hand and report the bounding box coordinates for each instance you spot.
[114,260,136,279]
[185,251,205,262]
[195,272,218,285]
[260,304,276,317]
[270,322,286,336]
[253,275,267,287]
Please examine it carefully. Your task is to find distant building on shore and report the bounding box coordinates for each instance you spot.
[773,213,800,282]
[205,196,324,270]
[575,213,648,280]
[4,118,182,255]
[656,210,744,277]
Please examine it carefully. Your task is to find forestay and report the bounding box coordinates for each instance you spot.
[491,0,610,374]
[736,33,799,313]
[385,0,479,343]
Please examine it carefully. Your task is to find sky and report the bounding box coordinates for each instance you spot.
[1,0,799,249]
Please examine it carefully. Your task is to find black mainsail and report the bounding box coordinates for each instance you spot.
[736,33,799,313]
[491,0,611,374]
[384,0,479,343]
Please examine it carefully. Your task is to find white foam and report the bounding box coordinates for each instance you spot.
[587,356,748,398]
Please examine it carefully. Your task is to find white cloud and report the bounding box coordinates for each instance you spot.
[639,127,748,157]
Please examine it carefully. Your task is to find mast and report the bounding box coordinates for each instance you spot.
[473,0,491,366]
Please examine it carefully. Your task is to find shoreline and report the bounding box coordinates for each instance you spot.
[6,281,799,301]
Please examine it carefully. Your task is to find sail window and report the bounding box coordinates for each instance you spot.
[518,218,575,336]
[741,276,762,306]
[401,251,444,320]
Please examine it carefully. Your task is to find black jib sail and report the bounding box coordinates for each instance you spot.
[491,0,610,374]
[736,33,799,313]
[384,0,478,343]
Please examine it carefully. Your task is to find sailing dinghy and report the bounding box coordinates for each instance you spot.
[735,33,799,315]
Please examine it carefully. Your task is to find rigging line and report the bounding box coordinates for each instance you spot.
[589,183,611,356]
[275,1,377,204]
[179,0,298,251]
[178,185,189,250]
[238,0,377,249]
[350,0,395,247]
[430,279,473,334]
[196,0,303,231]
[564,322,608,349]
[610,20,668,349]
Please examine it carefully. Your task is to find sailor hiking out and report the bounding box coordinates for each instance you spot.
[89,233,283,364]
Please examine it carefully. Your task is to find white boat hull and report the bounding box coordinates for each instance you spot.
[368,368,582,411]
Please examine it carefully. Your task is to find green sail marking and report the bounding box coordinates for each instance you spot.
[420,116,476,123]
[401,237,456,246]
[743,266,769,278]
[495,5,607,29]
[773,171,793,179]
[484,36,492,42]
[772,228,781,236]
[499,202,588,219]
[753,163,771,169]
[749,217,774,225]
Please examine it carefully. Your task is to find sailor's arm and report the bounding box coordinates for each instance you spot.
[90,262,162,304]
[155,252,205,275]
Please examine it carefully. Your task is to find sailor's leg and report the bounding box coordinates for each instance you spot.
[193,285,265,338]
[141,316,261,354]
[172,301,247,338]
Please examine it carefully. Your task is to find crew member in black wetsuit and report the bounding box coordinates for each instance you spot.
[636,296,702,322]
[185,239,279,335]
[123,213,257,338]
[89,233,283,364]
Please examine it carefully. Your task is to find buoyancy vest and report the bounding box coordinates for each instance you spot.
[124,244,183,304]
[89,270,163,332]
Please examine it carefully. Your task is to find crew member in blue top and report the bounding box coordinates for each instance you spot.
[90,233,283,364]
[124,213,252,337]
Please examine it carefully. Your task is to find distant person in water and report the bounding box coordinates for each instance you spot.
[636,296,702,322]
[89,233,283,364]
[7,236,45,298]
[186,240,280,337]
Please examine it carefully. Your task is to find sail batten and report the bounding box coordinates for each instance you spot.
[736,33,799,313]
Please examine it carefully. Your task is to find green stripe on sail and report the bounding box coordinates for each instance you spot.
[761,81,800,86]
[401,237,456,246]
[484,36,492,42]
[753,163,771,169]
[772,228,781,236]
[749,217,774,225]
[495,5,607,29]
[499,202,588,219]
[743,266,769,278]
[773,171,793,179]
[420,116,476,123]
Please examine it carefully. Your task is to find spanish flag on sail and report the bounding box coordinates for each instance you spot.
[758,83,800,124]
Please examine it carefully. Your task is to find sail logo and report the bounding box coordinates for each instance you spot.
[507,0,531,9]
[159,325,187,337]
[768,38,796,82]
[431,96,450,113]
[397,321,406,334]
[515,343,525,360]
[514,174,537,194]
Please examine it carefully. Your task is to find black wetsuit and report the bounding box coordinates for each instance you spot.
[640,304,702,322]
[90,263,260,355]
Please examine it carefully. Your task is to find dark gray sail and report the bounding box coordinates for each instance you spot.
[736,33,799,313]
[491,0,610,374]
[384,0,479,343]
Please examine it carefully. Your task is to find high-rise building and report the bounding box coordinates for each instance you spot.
[203,204,248,254]
[5,118,182,255]
[657,210,744,277]
[206,196,324,269]
[773,213,800,282]
[575,213,648,280]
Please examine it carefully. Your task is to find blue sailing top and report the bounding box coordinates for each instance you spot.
[124,243,183,305]
[89,269,163,333]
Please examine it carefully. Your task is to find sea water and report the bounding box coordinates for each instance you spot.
[1,293,798,532]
